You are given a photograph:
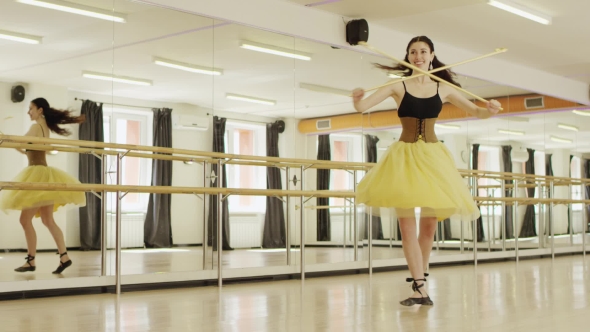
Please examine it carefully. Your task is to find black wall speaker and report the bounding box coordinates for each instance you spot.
[346,19,369,46]
[11,85,25,103]
[275,120,286,133]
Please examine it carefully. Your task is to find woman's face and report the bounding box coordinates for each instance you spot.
[27,102,43,121]
[407,41,434,72]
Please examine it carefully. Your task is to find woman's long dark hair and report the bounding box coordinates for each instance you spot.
[375,35,461,87]
[32,98,85,136]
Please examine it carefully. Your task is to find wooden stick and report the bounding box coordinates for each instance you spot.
[362,48,507,93]
[358,41,503,110]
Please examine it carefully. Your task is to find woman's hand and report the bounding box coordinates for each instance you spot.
[486,99,501,115]
[352,88,365,104]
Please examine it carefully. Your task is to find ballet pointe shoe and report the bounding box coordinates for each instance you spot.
[399,278,433,306]
[52,252,72,274]
[14,254,36,272]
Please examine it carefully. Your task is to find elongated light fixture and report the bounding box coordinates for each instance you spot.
[16,0,127,23]
[153,57,223,76]
[487,0,552,25]
[550,135,572,144]
[435,123,461,130]
[573,110,590,117]
[299,83,350,96]
[557,123,579,132]
[240,41,312,61]
[498,129,525,136]
[82,71,152,86]
[226,93,275,106]
[0,29,42,44]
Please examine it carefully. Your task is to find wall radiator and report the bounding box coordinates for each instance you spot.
[106,213,145,249]
[229,214,263,249]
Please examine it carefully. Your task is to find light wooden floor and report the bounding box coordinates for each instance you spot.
[0,255,588,331]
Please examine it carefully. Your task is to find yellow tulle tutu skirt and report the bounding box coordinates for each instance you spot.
[0,166,86,218]
[357,140,480,222]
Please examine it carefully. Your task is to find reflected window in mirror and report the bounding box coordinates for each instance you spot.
[225,122,266,213]
[477,145,501,216]
[104,107,152,212]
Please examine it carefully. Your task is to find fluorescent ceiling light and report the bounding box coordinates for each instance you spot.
[226,93,276,106]
[82,71,152,86]
[573,110,590,117]
[498,129,525,136]
[557,123,579,132]
[153,57,222,76]
[0,29,42,44]
[299,83,350,96]
[487,0,552,25]
[239,41,312,61]
[435,123,461,130]
[16,0,127,23]
[550,135,572,144]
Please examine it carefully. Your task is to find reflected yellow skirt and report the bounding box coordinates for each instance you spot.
[356,140,479,221]
[0,166,86,218]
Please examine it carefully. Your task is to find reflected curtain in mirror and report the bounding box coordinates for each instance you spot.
[208,116,232,250]
[472,144,484,242]
[78,100,104,250]
[364,135,383,239]
[545,154,553,235]
[585,160,590,232]
[262,122,286,248]
[317,134,331,241]
[501,145,514,239]
[519,148,537,237]
[144,108,173,248]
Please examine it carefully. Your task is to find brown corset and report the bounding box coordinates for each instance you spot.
[26,150,48,166]
[398,117,438,143]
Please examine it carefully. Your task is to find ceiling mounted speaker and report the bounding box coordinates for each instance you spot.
[275,120,286,133]
[11,85,25,103]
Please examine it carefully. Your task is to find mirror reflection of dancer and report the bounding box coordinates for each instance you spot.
[353,36,501,306]
[0,98,86,274]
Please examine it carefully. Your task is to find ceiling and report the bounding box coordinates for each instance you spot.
[0,0,588,150]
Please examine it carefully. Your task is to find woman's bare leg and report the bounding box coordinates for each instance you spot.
[418,217,438,274]
[39,205,69,263]
[399,217,428,298]
[18,208,39,267]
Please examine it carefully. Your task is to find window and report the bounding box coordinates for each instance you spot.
[476,146,502,215]
[103,107,152,212]
[225,122,266,213]
[328,134,362,211]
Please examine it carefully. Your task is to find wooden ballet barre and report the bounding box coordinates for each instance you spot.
[0,135,373,171]
[4,136,590,185]
[0,181,356,199]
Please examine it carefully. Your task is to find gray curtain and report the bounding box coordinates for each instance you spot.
[472,144,484,242]
[585,160,590,233]
[502,145,515,239]
[208,116,232,250]
[519,148,537,237]
[144,108,173,248]
[262,122,286,248]
[317,134,331,241]
[78,100,104,250]
[364,135,383,239]
[545,154,553,235]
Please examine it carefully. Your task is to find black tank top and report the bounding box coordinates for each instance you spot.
[397,81,443,119]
